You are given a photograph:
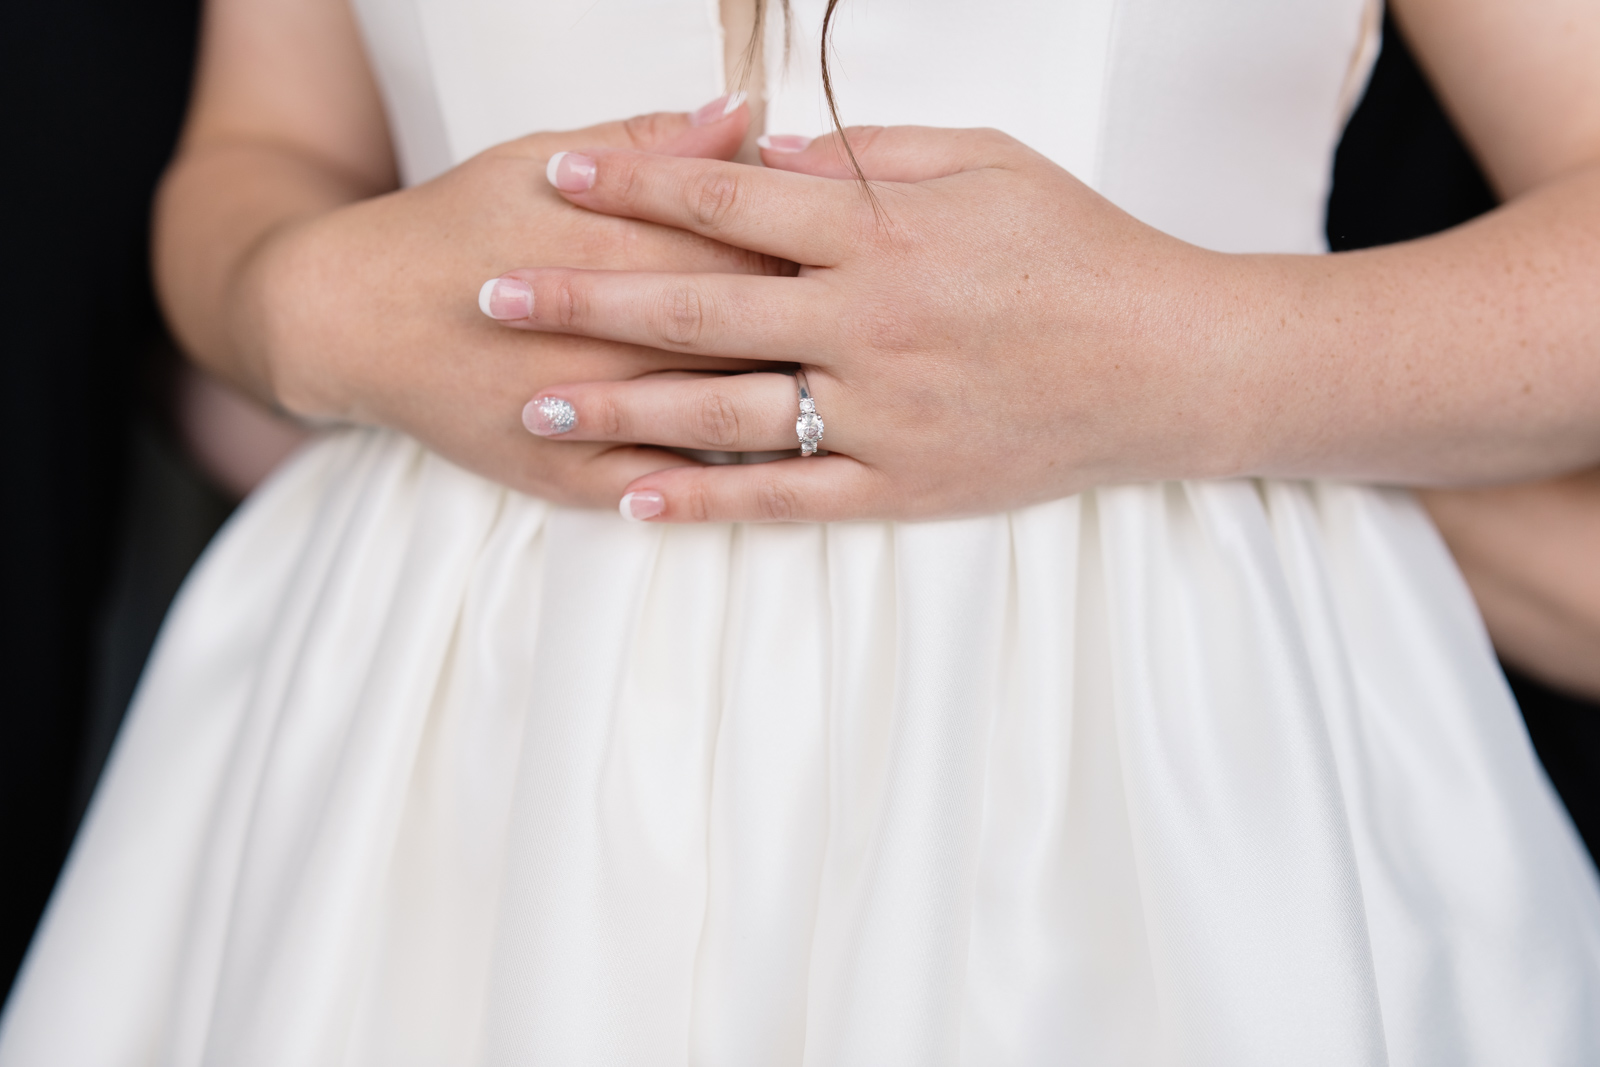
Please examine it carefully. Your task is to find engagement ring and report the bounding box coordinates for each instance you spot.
[795,372,824,456]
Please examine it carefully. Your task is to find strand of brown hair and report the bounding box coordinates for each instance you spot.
[818,0,871,187]
[741,1,871,190]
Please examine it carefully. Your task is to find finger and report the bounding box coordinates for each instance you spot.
[511,92,754,167]
[514,332,783,382]
[481,268,829,363]
[758,125,1019,182]
[614,456,887,523]
[550,442,705,510]
[525,372,839,454]
[633,92,754,160]
[545,149,864,265]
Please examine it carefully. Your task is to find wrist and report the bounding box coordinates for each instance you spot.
[1143,246,1287,484]
[230,211,359,421]
[1184,248,1370,485]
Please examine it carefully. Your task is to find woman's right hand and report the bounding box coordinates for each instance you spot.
[159,0,781,505]
[229,101,783,504]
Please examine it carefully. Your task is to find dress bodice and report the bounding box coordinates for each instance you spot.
[351,0,1379,255]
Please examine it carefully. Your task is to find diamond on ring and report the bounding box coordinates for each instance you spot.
[795,374,824,456]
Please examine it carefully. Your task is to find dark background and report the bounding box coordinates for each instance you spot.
[3,3,1597,1006]
[0,0,221,1005]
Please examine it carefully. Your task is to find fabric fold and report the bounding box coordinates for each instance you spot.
[6,431,1600,1067]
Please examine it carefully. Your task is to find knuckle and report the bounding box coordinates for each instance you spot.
[692,391,742,449]
[688,170,742,230]
[754,480,799,522]
[845,125,886,155]
[654,285,708,347]
[591,393,626,437]
[621,112,669,148]
[975,127,1025,162]
[606,152,646,207]
[548,271,584,329]
[684,483,713,523]
[977,126,1008,142]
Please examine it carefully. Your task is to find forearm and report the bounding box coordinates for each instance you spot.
[152,0,399,407]
[1420,471,1600,700]
[1226,158,1600,486]
[152,141,382,406]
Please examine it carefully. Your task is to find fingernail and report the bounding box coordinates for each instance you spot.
[479,277,533,320]
[619,490,665,522]
[523,396,577,436]
[546,151,596,192]
[690,91,747,126]
[756,133,811,153]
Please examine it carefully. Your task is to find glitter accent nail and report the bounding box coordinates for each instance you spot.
[524,396,577,435]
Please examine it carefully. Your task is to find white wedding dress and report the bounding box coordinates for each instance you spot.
[5,1,1600,1064]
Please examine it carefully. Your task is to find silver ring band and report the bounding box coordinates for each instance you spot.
[795,371,824,456]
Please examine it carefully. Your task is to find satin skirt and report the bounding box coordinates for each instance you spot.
[4,427,1599,1066]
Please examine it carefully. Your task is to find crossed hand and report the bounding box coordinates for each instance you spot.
[478,115,1244,522]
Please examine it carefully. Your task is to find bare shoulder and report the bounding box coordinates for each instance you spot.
[1391,0,1600,196]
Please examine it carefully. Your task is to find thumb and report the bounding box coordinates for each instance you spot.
[758,124,1017,182]
[540,92,753,163]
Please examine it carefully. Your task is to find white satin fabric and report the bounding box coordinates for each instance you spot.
[6,1,1600,1064]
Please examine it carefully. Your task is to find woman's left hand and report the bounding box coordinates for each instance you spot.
[480,126,1261,522]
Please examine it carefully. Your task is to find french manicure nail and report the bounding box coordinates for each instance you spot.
[619,490,665,521]
[690,91,748,127]
[479,277,534,320]
[546,151,597,192]
[523,396,577,436]
[756,133,811,153]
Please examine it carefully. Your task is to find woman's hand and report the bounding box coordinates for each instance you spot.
[223,102,796,504]
[481,126,1247,522]
[481,0,1600,523]
[158,0,792,506]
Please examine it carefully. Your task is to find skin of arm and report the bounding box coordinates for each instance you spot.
[1421,474,1600,700]
[152,0,783,507]
[154,0,399,398]
[1226,0,1600,486]
[1399,0,1600,697]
